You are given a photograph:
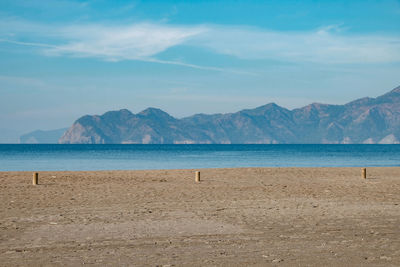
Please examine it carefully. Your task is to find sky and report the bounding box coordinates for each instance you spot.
[0,0,399,142]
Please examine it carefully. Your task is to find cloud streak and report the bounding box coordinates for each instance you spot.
[197,25,400,64]
[0,38,57,48]
[1,18,400,68]
[45,23,206,60]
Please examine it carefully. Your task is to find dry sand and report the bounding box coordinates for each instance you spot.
[0,167,400,266]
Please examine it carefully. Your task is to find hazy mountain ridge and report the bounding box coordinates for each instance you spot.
[57,85,400,144]
[20,128,69,144]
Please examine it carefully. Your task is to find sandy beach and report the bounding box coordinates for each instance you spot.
[1,167,399,266]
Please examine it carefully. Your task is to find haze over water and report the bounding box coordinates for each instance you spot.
[0,144,399,171]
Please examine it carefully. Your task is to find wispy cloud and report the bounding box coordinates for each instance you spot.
[1,18,400,68]
[0,38,57,48]
[45,23,206,60]
[196,25,400,64]
[0,19,257,74]
[142,58,257,75]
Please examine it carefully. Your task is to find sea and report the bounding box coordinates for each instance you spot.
[0,144,400,171]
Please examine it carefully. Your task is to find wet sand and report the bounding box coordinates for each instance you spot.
[1,167,400,266]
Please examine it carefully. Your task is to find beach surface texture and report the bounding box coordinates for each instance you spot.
[1,167,399,266]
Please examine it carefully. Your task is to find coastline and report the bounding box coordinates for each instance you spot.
[1,167,399,265]
[2,144,400,172]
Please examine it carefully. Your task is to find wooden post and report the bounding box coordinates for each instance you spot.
[361,168,366,179]
[195,171,200,183]
[33,172,38,185]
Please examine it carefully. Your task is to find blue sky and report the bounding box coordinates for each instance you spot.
[0,0,399,142]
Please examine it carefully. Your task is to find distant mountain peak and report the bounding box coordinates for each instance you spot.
[390,85,400,93]
[257,102,281,110]
[139,107,167,114]
[375,85,400,103]
[138,107,176,120]
[118,108,134,114]
[241,103,289,116]
[346,97,373,107]
[20,128,68,144]
[102,109,133,117]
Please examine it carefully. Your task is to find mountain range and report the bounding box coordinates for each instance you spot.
[54,85,400,144]
[19,128,68,144]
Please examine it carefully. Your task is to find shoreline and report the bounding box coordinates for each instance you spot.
[2,144,400,172]
[1,165,400,173]
[1,167,400,265]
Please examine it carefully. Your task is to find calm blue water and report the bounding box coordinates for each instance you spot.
[0,144,399,171]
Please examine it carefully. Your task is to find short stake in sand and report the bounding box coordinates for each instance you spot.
[33,172,39,185]
[362,168,367,179]
[195,171,200,183]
